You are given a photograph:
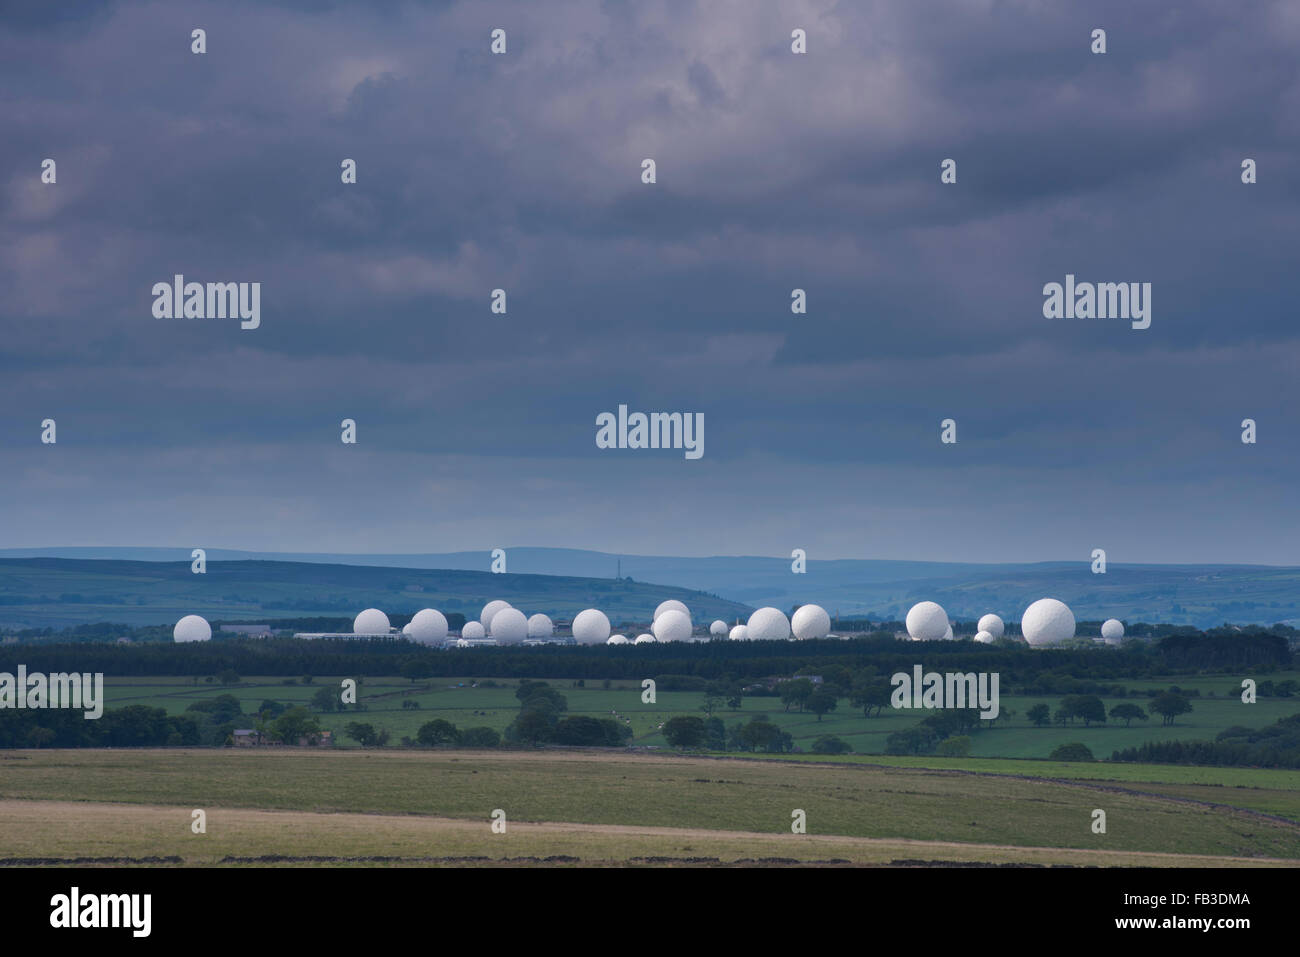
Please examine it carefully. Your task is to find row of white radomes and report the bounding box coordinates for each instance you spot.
[906,599,1125,646]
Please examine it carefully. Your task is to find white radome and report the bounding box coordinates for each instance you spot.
[906,601,948,641]
[747,607,791,641]
[943,623,954,640]
[653,599,690,621]
[402,623,412,635]
[489,607,528,641]
[173,614,211,643]
[653,609,693,642]
[607,634,629,645]
[729,625,749,640]
[480,600,512,630]
[353,608,390,635]
[791,604,831,640]
[974,630,995,644]
[527,613,554,638]
[1101,618,1125,641]
[977,614,1005,638]
[407,608,448,645]
[572,608,611,644]
[1021,598,1076,647]
[709,619,728,637]
[634,633,656,644]
[455,638,470,648]
[461,621,486,639]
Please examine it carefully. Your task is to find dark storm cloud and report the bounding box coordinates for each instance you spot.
[1,0,1297,561]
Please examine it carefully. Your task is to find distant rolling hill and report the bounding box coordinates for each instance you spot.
[1,548,1298,629]
[0,558,752,631]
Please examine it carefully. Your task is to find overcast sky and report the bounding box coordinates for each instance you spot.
[2,0,1298,563]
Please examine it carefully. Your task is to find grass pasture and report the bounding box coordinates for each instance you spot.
[1,749,1299,866]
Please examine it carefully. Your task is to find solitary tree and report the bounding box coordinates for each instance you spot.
[1150,693,1192,727]
[1026,703,1051,727]
[1109,703,1149,727]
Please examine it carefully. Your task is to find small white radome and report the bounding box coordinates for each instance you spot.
[653,609,693,642]
[572,608,611,644]
[905,601,948,641]
[607,634,629,645]
[353,608,390,635]
[709,619,729,636]
[654,599,689,621]
[747,607,790,641]
[791,604,831,640]
[527,613,554,638]
[977,614,1005,638]
[407,608,449,644]
[174,615,211,643]
[480,600,512,630]
[1021,598,1076,647]
[489,607,528,641]
[634,633,656,644]
[974,630,995,644]
[461,621,486,639]
[729,625,749,641]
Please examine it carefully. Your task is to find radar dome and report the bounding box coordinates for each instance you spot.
[1021,598,1075,647]
[634,633,656,644]
[455,638,470,648]
[407,608,448,645]
[974,630,995,644]
[906,601,948,641]
[607,634,629,645]
[480,600,512,630]
[402,623,412,636]
[489,607,528,641]
[572,608,611,644]
[1101,619,1125,641]
[791,604,831,640]
[747,607,791,641]
[943,623,954,640]
[729,625,749,641]
[173,614,211,643]
[527,613,554,638]
[461,621,486,639]
[652,609,693,642]
[977,614,1005,638]
[654,600,689,621]
[709,619,729,637]
[353,608,390,635]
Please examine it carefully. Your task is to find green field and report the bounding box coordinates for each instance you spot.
[101,672,1300,762]
[2,749,1298,866]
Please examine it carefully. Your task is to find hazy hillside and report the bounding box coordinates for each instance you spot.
[3,548,1298,628]
[0,558,752,631]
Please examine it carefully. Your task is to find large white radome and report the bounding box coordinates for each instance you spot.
[791,604,831,640]
[480,600,512,630]
[489,607,528,641]
[654,599,689,621]
[906,601,949,641]
[1021,598,1076,647]
[527,613,554,638]
[653,609,693,642]
[710,619,729,637]
[354,608,390,635]
[729,625,749,641]
[977,614,1005,638]
[174,615,211,643]
[747,607,791,641]
[1101,619,1125,642]
[634,633,656,644]
[572,608,611,644]
[407,608,448,644]
[461,621,486,639]
[974,630,995,644]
